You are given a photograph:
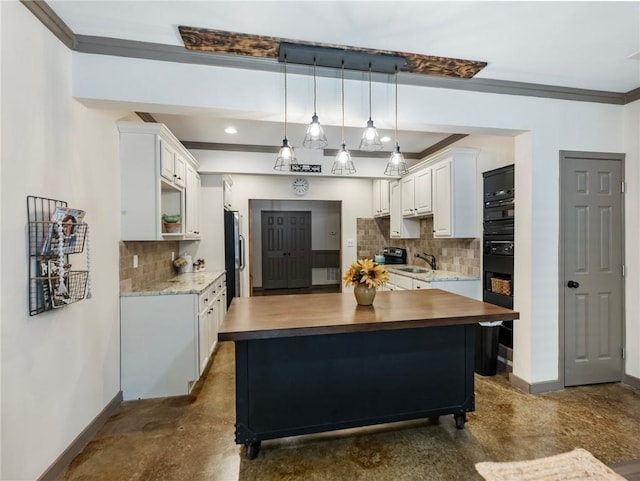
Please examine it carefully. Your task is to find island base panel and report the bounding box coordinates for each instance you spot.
[233,325,475,448]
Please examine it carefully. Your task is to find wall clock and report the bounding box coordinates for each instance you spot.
[291,177,309,196]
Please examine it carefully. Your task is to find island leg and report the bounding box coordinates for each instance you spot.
[454,412,467,429]
[245,441,261,459]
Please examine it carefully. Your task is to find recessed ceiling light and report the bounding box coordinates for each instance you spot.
[380,136,391,143]
[225,127,238,134]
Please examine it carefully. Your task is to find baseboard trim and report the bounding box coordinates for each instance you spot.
[508,373,564,394]
[623,373,640,391]
[38,391,123,481]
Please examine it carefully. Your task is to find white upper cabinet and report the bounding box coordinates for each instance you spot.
[160,141,186,189]
[430,148,479,238]
[415,167,433,214]
[372,179,390,217]
[401,175,416,216]
[118,121,201,241]
[401,166,432,217]
[390,180,420,239]
[185,164,201,239]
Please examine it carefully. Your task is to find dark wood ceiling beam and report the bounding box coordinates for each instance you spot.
[179,26,487,79]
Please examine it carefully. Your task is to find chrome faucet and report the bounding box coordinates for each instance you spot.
[415,252,437,270]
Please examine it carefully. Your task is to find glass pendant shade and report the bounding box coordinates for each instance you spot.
[359,118,383,151]
[359,66,383,152]
[332,61,356,175]
[384,67,407,176]
[302,60,328,149]
[303,114,328,149]
[384,143,408,176]
[332,143,356,175]
[274,137,297,171]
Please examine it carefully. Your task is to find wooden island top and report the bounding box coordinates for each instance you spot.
[219,289,519,341]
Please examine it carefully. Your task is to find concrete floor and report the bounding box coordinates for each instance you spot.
[61,342,640,481]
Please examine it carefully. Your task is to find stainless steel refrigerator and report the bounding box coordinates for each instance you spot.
[224,210,244,309]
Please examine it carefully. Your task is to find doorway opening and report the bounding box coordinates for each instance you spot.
[249,199,342,297]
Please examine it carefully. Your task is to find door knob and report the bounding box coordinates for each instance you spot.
[567,280,580,288]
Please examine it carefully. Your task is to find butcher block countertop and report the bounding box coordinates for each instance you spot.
[219,289,519,341]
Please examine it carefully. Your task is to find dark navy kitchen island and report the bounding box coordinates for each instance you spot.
[219,289,518,459]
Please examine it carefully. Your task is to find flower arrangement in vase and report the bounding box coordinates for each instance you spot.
[343,258,389,306]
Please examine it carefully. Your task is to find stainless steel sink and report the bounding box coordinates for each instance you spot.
[395,267,432,274]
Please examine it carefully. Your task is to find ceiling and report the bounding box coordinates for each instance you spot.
[45,1,640,158]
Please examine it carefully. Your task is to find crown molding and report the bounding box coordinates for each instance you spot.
[182,141,280,154]
[136,112,157,123]
[417,134,468,159]
[24,2,639,106]
[625,86,640,104]
[70,35,631,106]
[21,0,74,49]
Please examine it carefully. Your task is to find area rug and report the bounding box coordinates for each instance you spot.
[475,448,627,481]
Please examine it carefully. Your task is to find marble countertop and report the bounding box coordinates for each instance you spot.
[386,265,479,282]
[120,271,226,297]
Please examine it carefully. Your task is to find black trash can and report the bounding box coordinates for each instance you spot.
[474,323,501,376]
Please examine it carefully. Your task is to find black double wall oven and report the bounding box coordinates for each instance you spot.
[483,165,515,351]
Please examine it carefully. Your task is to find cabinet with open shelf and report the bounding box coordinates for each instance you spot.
[118,121,201,241]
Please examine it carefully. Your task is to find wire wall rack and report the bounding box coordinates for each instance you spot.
[27,195,89,316]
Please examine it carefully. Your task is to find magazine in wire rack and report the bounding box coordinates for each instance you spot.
[39,260,88,308]
[41,207,87,256]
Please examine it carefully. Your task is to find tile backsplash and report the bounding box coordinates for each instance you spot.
[356,217,480,277]
[119,241,180,292]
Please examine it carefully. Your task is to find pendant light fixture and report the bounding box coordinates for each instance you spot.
[359,63,383,152]
[302,58,328,149]
[332,61,356,175]
[274,54,298,171]
[384,67,408,176]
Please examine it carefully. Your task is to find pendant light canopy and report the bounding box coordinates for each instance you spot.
[384,67,408,176]
[359,64,383,152]
[302,59,328,149]
[332,61,356,175]
[274,54,298,171]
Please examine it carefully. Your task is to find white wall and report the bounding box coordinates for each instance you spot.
[199,174,372,296]
[71,29,636,386]
[1,4,123,479]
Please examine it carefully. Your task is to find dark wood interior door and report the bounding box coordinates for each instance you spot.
[261,211,312,289]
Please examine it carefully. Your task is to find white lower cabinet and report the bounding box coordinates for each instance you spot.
[433,279,481,299]
[121,274,226,400]
[387,272,481,299]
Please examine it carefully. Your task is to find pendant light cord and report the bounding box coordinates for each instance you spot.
[368,64,373,121]
[313,58,318,115]
[284,54,288,139]
[341,60,345,143]
[394,66,399,144]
